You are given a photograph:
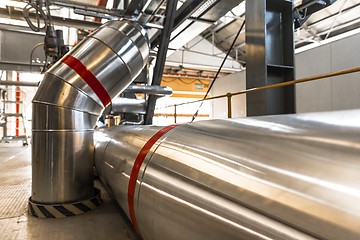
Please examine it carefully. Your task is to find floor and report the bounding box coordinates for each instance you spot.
[0,142,137,240]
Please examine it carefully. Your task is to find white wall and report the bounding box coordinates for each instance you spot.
[296,32,360,112]
[210,32,360,118]
[210,71,246,119]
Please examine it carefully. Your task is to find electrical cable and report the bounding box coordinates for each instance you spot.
[30,43,45,72]
[162,77,210,86]
[45,0,54,27]
[190,19,245,123]
[41,56,48,74]
[23,1,49,32]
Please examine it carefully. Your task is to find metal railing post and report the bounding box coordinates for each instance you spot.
[174,104,177,123]
[227,93,232,118]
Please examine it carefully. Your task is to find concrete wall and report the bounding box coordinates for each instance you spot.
[210,32,360,118]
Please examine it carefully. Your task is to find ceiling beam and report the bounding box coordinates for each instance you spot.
[0,7,101,30]
[124,0,147,16]
[145,0,178,125]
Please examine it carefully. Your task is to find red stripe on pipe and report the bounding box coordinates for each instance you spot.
[61,55,111,107]
[128,124,179,238]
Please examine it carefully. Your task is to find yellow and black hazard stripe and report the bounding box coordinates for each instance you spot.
[28,188,101,218]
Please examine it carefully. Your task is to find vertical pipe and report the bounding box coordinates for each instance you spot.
[30,19,149,208]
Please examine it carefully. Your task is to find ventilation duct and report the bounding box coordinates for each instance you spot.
[30,19,149,207]
[94,110,360,240]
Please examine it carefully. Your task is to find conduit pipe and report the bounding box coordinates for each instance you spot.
[94,110,360,240]
[123,85,173,96]
[0,81,40,87]
[107,86,172,114]
[30,19,149,206]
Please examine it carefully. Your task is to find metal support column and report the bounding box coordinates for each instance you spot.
[145,0,178,125]
[246,0,295,116]
[125,0,147,16]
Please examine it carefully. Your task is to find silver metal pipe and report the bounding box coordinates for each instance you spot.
[110,97,146,114]
[0,81,40,87]
[94,110,360,240]
[31,19,149,204]
[119,114,145,125]
[123,85,173,96]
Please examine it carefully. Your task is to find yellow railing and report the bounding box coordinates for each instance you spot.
[156,66,360,122]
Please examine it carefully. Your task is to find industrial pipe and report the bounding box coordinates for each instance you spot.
[30,19,149,207]
[107,86,172,114]
[110,97,146,114]
[123,85,173,96]
[0,80,39,87]
[94,110,360,240]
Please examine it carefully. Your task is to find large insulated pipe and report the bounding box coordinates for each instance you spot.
[94,110,360,240]
[30,19,149,206]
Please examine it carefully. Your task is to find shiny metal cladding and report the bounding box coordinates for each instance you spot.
[110,97,147,114]
[95,110,360,240]
[31,19,149,204]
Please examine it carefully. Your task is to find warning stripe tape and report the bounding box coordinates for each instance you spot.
[127,124,179,238]
[28,188,101,218]
[61,55,111,107]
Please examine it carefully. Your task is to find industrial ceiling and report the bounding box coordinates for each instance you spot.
[0,0,359,79]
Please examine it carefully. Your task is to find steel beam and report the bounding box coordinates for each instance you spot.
[246,0,295,116]
[173,0,208,28]
[145,0,178,125]
[125,0,147,16]
[0,8,101,30]
[51,0,125,17]
[139,0,165,24]
[150,0,208,49]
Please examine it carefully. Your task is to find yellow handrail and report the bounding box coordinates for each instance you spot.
[159,66,360,109]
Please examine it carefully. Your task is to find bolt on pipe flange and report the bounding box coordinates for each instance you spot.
[28,188,101,218]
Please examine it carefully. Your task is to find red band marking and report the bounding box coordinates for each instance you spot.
[61,55,111,107]
[128,124,178,238]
